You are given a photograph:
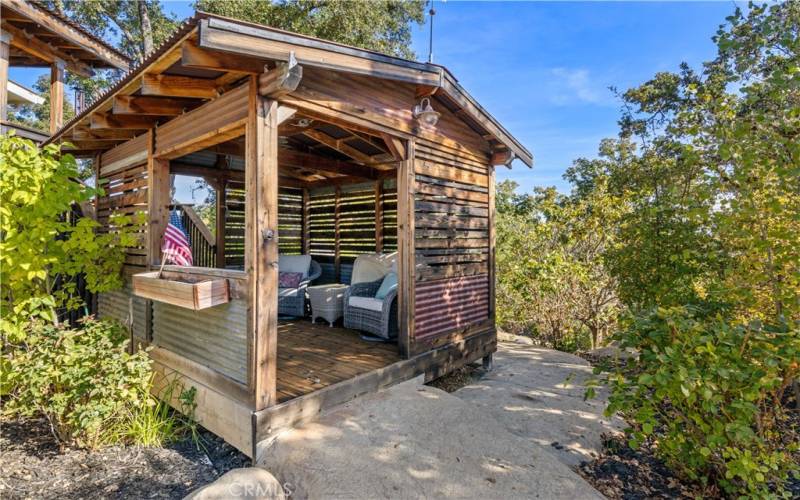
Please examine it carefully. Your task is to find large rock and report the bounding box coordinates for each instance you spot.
[454,342,625,468]
[257,378,602,499]
[185,468,286,500]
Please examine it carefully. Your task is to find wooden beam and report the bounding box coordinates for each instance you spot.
[216,180,226,268]
[415,85,438,98]
[279,149,378,179]
[258,58,302,98]
[381,133,406,161]
[170,162,244,182]
[146,129,170,266]
[301,129,375,165]
[2,0,130,70]
[113,95,199,116]
[491,150,515,167]
[246,76,279,410]
[0,32,9,122]
[397,139,415,359]
[1,21,93,77]
[73,128,139,141]
[141,74,219,99]
[90,112,158,130]
[50,60,65,134]
[62,139,122,150]
[182,42,266,74]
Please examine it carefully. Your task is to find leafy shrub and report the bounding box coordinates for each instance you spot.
[2,318,192,449]
[603,307,799,497]
[0,134,141,341]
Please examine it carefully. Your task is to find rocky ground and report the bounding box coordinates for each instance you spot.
[0,417,249,500]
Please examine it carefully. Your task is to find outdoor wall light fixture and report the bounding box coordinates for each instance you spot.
[413,97,440,127]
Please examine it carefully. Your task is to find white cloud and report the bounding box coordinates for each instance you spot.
[550,67,611,105]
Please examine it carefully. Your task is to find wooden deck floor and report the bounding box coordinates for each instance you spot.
[277,320,401,403]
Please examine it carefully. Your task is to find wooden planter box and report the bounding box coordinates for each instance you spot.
[132,271,230,310]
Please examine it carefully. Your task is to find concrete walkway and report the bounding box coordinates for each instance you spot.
[455,342,625,468]
[257,374,604,499]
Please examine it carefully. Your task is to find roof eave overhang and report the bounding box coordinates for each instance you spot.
[48,11,533,168]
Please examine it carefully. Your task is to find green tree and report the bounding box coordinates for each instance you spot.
[584,2,800,495]
[43,0,179,62]
[496,180,621,350]
[0,135,140,342]
[195,0,426,59]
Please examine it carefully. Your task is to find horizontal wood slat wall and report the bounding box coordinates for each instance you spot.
[224,185,306,269]
[97,148,149,271]
[413,139,492,342]
[278,188,303,255]
[308,179,397,284]
[224,180,246,269]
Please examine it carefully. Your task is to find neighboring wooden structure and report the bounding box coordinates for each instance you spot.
[46,12,532,459]
[0,0,130,133]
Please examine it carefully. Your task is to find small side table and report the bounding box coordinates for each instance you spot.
[307,284,348,327]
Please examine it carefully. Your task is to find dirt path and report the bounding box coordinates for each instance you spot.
[257,376,603,499]
[454,341,625,468]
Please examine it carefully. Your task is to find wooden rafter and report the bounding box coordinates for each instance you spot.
[1,0,129,70]
[301,129,375,165]
[72,128,139,141]
[90,112,158,130]
[279,149,378,179]
[182,42,266,75]
[2,21,93,77]
[141,74,220,99]
[113,95,199,116]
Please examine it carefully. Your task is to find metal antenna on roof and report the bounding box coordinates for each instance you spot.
[427,3,436,63]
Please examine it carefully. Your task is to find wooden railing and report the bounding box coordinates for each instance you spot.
[171,204,217,268]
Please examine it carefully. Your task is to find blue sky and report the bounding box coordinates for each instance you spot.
[10,1,738,196]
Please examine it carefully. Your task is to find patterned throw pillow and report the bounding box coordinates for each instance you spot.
[278,272,304,288]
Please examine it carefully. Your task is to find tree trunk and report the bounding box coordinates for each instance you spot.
[589,324,599,350]
[138,1,154,58]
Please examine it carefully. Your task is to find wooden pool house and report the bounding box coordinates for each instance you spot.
[46,12,533,458]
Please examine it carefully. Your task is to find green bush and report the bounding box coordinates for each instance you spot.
[603,307,799,497]
[2,318,192,449]
[0,134,141,342]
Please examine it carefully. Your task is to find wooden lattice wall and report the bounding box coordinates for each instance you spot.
[308,179,397,284]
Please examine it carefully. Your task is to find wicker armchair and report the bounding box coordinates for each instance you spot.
[278,259,321,317]
[343,277,398,340]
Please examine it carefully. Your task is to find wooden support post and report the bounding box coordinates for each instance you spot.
[396,140,415,358]
[147,130,170,266]
[374,180,384,252]
[93,152,101,213]
[334,186,341,283]
[0,33,10,122]
[301,188,310,255]
[488,165,496,321]
[246,76,279,410]
[216,180,227,268]
[50,60,66,134]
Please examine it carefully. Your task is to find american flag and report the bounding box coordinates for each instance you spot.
[162,210,193,266]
